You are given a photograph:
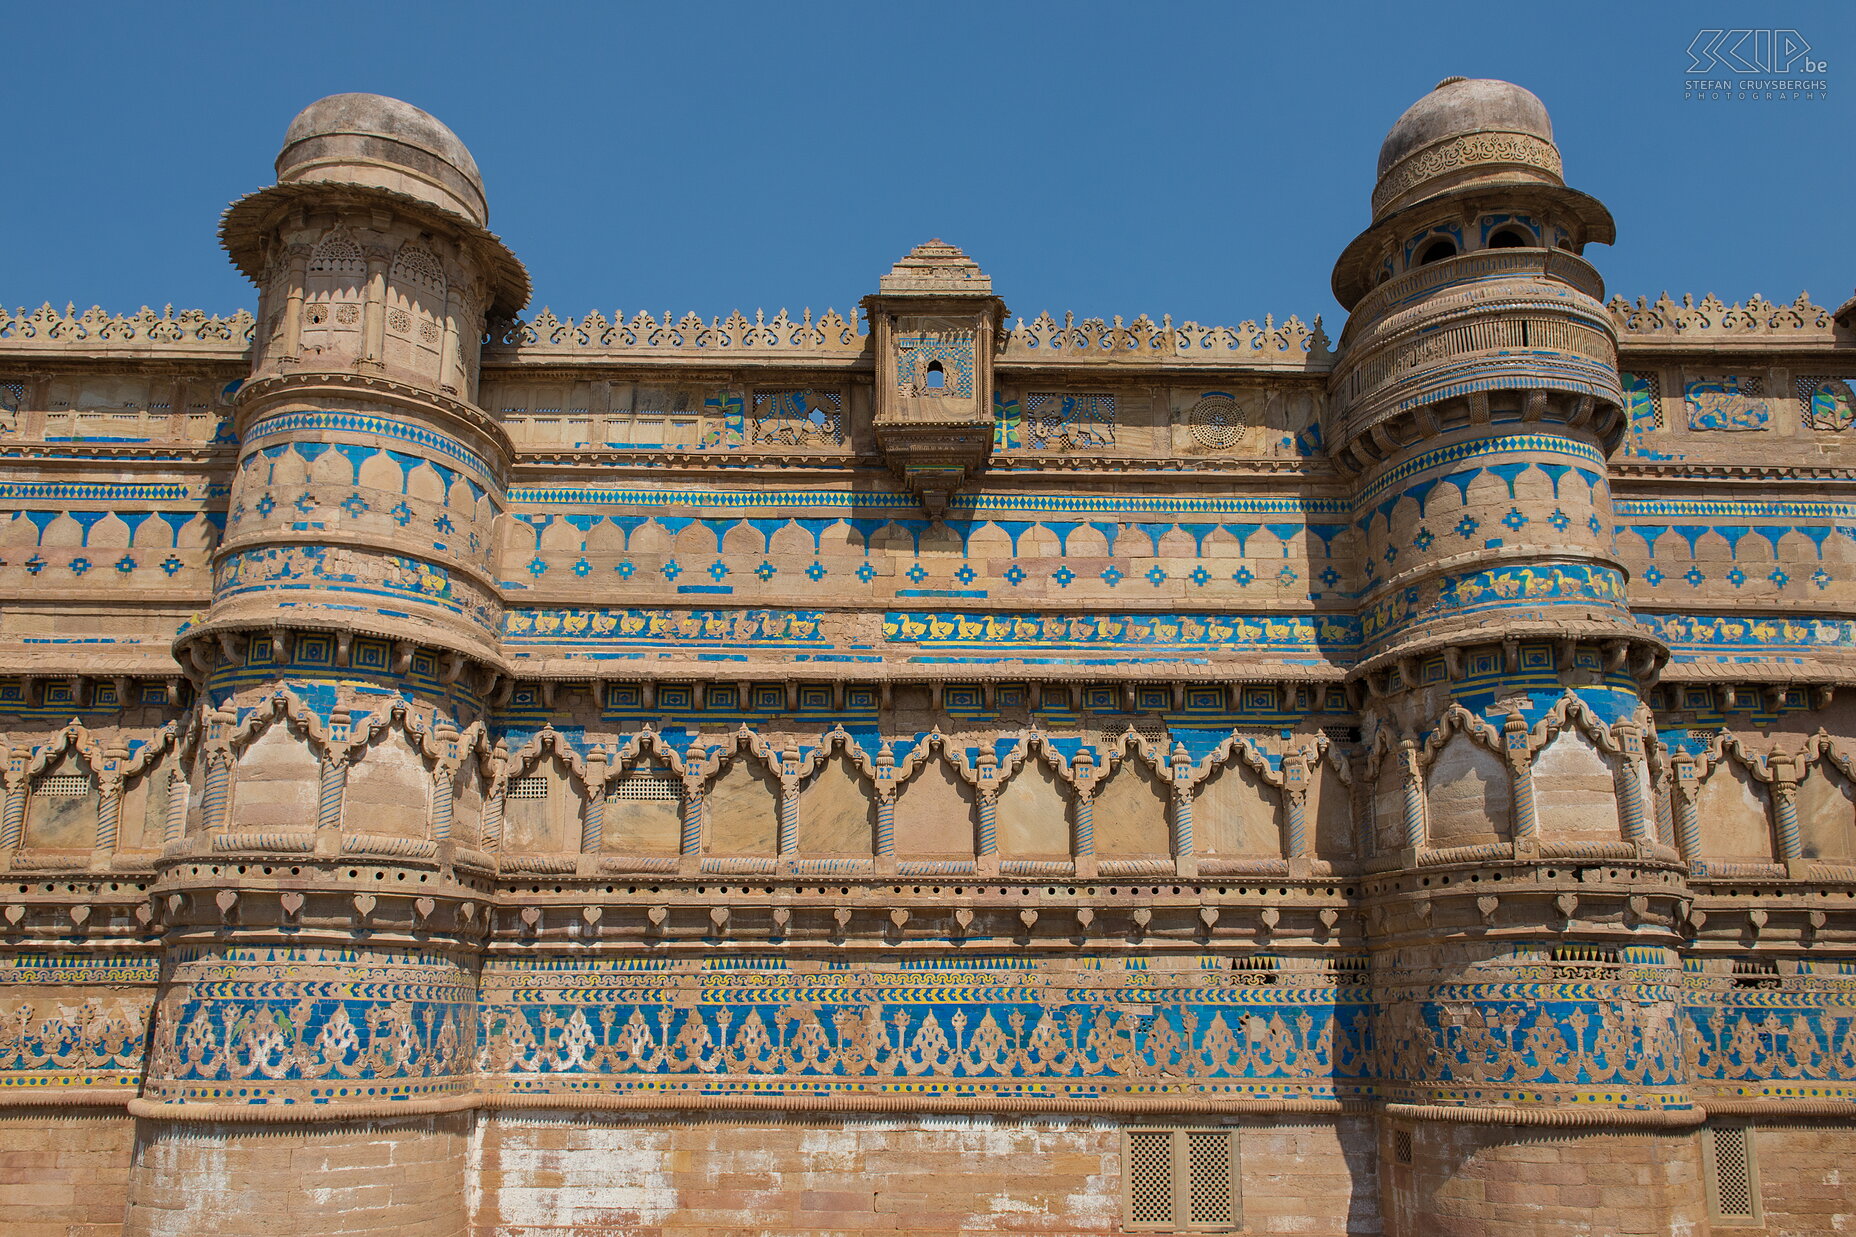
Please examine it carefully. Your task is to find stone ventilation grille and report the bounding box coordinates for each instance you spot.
[1710,1125,1755,1220]
[611,771,680,803]
[508,777,549,800]
[1186,1132,1234,1228]
[36,774,92,798]
[1393,1128,1414,1165]
[1125,1132,1174,1228]
[1124,1131,1237,1232]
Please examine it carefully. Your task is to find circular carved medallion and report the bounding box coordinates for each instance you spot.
[1188,395,1250,449]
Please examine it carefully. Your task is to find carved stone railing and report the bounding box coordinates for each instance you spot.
[486,307,866,356]
[485,306,1335,372]
[0,303,256,352]
[1005,311,1332,369]
[1608,291,1841,348]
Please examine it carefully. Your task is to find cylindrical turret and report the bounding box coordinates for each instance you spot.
[127,95,522,1237]
[1335,81,1699,1237]
[1331,77,1656,679]
[182,93,528,675]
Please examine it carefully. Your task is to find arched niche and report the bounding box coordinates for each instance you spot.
[229,720,319,831]
[996,756,1071,858]
[1193,756,1281,857]
[301,227,365,357]
[24,748,98,849]
[1532,727,1623,842]
[892,755,974,857]
[705,756,778,855]
[1307,757,1355,857]
[1695,758,1774,862]
[607,758,683,856]
[119,744,182,851]
[797,752,876,856]
[503,748,584,853]
[1093,756,1171,858]
[345,723,431,837]
[1797,758,1856,861]
[1425,733,1511,847]
[447,748,487,850]
[1372,756,1409,855]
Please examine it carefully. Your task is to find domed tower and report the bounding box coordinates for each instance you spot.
[1333,82,1701,1234]
[191,92,527,669]
[127,97,526,1237]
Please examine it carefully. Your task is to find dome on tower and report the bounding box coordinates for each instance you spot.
[1370,77,1564,219]
[275,93,489,227]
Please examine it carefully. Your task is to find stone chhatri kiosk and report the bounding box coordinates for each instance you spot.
[0,78,1852,1236]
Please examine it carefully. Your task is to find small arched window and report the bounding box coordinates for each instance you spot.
[925,359,946,390]
[1488,228,1529,249]
[1418,239,1458,266]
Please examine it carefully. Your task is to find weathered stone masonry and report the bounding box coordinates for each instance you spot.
[0,78,1853,1235]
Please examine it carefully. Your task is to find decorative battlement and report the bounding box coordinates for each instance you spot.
[486,306,866,356]
[482,305,1335,372]
[0,303,255,353]
[1608,291,1843,347]
[1001,311,1332,369]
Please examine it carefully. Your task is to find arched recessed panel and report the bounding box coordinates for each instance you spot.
[231,723,319,831]
[345,726,431,837]
[1532,728,1622,842]
[24,750,98,849]
[1373,763,1408,854]
[706,759,778,856]
[1695,760,1774,862]
[1094,759,1170,857]
[893,758,974,857]
[1194,758,1280,857]
[1308,760,1355,857]
[504,751,581,853]
[1425,734,1511,847]
[1797,760,1856,860]
[609,761,683,856]
[797,754,875,855]
[996,758,1071,857]
[121,749,179,851]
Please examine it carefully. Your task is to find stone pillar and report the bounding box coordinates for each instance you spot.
[0,770,27,851]
[1672,748,1702,861]
[580,747,607,854]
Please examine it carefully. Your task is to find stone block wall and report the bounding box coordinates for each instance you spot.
[470,1113,1379,1237]
[122,1115,469,1237]
[0,1112,137,1237]
[1379,1124,1705,1237]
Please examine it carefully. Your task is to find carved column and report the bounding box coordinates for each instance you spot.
[0,770,27,850]
[1612,721,1649,846]
[1771,755,1803,863]
[1672,749,1702,861]
[162,770,188,844]
[580,747,607,854]
[1282,753,1310,857]
[1504,718,1538,846]
[198,747,233,831]
[360,246,389,366]
[430,768,454,842]
[277,246,308,363]
[1400,739,1426,852]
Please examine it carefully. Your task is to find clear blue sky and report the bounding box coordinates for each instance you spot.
[4,2,1851,329]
